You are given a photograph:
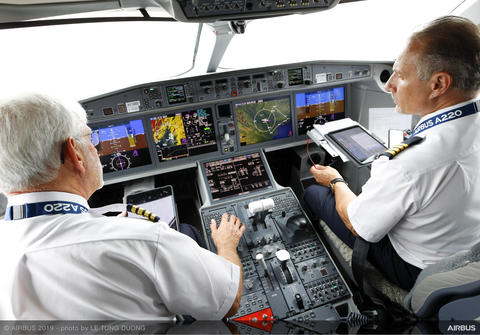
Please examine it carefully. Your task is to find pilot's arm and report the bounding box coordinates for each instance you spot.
[210,213,246,317]
[151,213,245,320]
[310,165,358,236]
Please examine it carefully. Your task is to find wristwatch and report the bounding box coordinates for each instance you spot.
[329,178,347,193]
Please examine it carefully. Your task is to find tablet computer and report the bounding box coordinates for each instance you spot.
[125,185,179,230]
[326,125,387,165]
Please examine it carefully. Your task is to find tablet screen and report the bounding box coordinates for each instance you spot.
[328,126,386,164]
[126,186,178,230]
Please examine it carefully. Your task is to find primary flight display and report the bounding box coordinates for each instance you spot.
[90,119,152,174]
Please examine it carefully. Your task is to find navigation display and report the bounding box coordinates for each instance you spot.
[235,96,293,146]
[150,107,217,161]
[90,119,152,174]
[296,86,345,135]
[204,152,272,201]
[327,126,386,164]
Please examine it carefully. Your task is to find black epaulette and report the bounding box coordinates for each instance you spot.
[377,136,424,160]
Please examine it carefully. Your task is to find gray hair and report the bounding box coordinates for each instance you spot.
[410,16,480,94]
[0,93,88,193]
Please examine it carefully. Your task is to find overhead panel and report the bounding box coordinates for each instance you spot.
[164,0,340,22]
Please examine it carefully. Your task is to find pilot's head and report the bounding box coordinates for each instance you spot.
[0,93,103,196]
[385,15,480,116]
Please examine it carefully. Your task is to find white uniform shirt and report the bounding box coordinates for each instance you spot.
[0,192,240,320]
[348,99,480,269]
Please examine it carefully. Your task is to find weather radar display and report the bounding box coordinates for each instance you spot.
[150,108,217,161]
[90,119,152,174]
[235,96,293,146]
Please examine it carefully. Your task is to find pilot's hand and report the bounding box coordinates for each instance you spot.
[210,213,246,253]
[310,164,342,187]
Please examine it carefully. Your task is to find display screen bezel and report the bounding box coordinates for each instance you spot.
[288,68,304,86]
[149,106,218,163]
[89,117,155,177]
[234,95,294,147]
[326,125,387,165]
[166,84,187,104]
[295,85,346,136]
[200,151,275,203]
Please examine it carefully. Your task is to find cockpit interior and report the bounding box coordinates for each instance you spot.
[1,0,479,333]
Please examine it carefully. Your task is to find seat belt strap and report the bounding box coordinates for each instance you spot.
[352,236,370,295]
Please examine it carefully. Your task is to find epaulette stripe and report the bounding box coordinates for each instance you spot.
[131,205,138,213]
[376,136,424,160]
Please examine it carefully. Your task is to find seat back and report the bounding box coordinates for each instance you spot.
[404,241,480,319]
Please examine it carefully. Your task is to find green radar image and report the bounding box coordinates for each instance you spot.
[235,96,292,146]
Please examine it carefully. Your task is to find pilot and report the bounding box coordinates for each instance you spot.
[302,16,480,290]
[0,93,246,319]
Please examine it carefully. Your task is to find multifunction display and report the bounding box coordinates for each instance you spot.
[296,86,345,134]
[150,107,217,161]
[288,68,303,86]
[235,96,293,146]
[204,152,272,201]
[166,85,187,104]
[90,119,152,174]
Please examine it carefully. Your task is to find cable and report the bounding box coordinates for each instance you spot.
[306,139,321,170]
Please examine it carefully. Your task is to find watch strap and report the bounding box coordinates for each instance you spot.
[329,178,347,193]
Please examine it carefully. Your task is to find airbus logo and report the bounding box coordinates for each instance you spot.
[447,324,476,332]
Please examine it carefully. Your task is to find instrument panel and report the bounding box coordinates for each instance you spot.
[82,61,372,184]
